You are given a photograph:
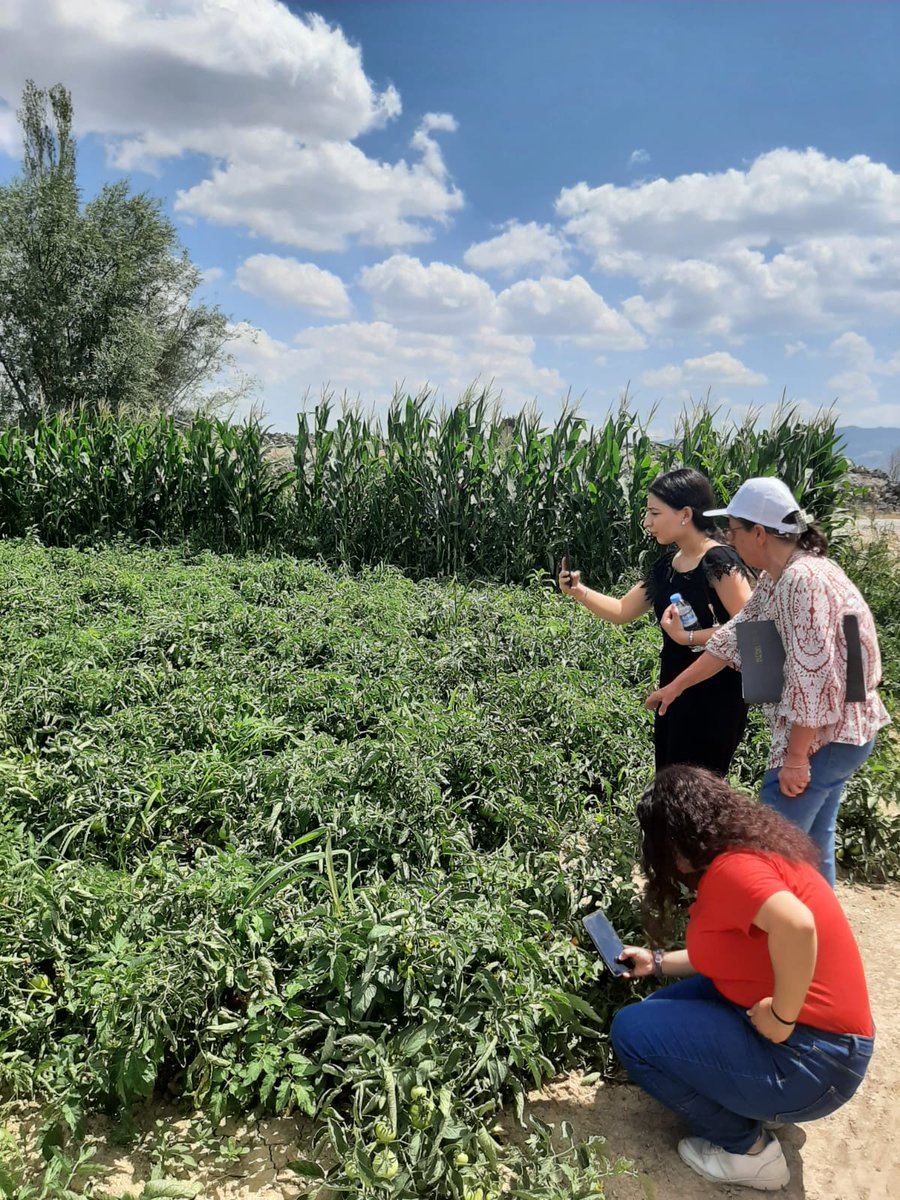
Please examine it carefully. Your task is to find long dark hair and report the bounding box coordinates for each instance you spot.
[736,514,829,556]
[647,468,719,536]
[638,765,819,918]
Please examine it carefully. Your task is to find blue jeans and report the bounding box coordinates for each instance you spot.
[760,739,876,887]
[610,977,873,1154]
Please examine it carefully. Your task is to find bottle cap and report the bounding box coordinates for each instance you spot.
[669,592,683,604]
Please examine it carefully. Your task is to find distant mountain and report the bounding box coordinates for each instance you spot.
[836,427,900,471]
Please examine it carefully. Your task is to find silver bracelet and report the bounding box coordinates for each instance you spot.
[652,948,665,977]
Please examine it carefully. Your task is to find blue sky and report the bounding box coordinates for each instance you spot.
[1,1,899,432]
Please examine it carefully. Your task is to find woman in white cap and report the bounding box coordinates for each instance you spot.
[645,477,890,885]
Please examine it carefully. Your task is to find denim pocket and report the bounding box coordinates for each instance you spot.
[773,1084,845,1124]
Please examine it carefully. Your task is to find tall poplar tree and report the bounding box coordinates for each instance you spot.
[0,82,235,424]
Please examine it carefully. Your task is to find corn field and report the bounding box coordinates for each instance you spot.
[0,394,851,586]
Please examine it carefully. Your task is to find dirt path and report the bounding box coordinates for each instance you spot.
[6,885,899,1198]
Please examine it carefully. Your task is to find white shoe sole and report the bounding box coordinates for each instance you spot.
[678,1141,790,1191]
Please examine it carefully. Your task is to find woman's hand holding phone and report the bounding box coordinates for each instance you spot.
[558,556,581,595]
[618,946,655,980]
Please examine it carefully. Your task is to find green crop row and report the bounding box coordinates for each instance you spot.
[0,539,895,1197]
[0,394,850,586]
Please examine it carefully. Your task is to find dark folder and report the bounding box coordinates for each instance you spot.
[735,615,868,706]
[843,614,866,703]
[736,620,786,704]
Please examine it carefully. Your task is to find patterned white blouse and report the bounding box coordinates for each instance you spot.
[706,551,890,769]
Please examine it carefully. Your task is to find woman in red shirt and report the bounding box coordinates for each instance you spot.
[611,765,874,1192]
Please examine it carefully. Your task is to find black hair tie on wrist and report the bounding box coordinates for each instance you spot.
[770,1005,797,1027]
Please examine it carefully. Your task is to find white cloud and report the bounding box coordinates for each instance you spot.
[201,266,226,285]
[236,254,351,317]
[825,332,900,414]
[829,331,900,375]
[0,2,461,253]
[641,351,767,389]
[359,254,496,333]
[557,149,900,340]
[497,275,645,348]
[628,148,650,169]
[227,316,566,421]
[0,1,399,161]
[0,103,19,156]
[174,118,462,251]
[784,341,809,358]
[358,257,644,352]
[410,112,458,178]
[463,222,569,277]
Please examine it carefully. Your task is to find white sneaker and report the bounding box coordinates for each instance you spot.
[678,1134,790,1191]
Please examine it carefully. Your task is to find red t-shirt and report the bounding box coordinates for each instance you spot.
[686,850,873,1036]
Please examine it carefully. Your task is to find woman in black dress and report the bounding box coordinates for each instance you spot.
[559,468,752,774]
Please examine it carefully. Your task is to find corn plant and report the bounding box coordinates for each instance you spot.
[0,397,851,583]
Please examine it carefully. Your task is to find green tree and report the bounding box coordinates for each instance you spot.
[0,81,237,424]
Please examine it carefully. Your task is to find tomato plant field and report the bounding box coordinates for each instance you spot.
[0,538,896,1197]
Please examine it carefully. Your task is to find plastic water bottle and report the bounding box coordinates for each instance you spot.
[669,592,703,652]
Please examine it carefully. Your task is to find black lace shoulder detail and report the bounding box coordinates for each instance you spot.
[701,544,755,584]
[642,550,676,604]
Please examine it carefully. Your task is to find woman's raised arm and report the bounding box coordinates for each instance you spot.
[559,571,652,625]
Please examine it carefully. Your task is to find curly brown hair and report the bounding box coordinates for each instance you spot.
[638,764,819,915]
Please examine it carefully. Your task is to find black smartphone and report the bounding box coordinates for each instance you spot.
[582,910,633,977]
[563,541,575,587]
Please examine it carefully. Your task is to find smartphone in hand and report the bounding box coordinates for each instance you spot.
[562,542,576,588]
[582,910,634,977]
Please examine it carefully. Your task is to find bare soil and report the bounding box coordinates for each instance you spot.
[5,885,899,1198]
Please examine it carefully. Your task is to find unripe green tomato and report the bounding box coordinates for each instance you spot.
[372,1149,399,1180]
[463,1189,484,1200]
[344,1160,360,1180]
[410,1085,428,1100]
[408,1100,434,1130]
[374,1120,396,1143]
[454,1151,469,1165]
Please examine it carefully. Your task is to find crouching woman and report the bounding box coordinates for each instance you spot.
[610,765,874,1192]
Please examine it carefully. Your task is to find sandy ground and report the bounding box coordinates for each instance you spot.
[851,511,900,544]
[5,883,900,1198]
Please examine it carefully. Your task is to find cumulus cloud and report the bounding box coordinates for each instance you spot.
[0,1,461,252]
[236,254,351,317]
[227,316,566,420]
[359,254,496,333]
[0,103,19,156]
[358,256,644,352]
[558,149,900,340]
[463,222,570,278]
[174,118,462,251]
[641,351,767,390]
[497,275,645,348]
[826,331,900,414]
[829,331,900,375]
[0,0,399,161]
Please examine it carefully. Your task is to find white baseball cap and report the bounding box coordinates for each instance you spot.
[704,477,805,534]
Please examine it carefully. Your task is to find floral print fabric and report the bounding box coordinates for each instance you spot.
[706,552,890,768]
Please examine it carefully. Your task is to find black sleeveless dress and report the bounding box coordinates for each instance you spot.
[643,545,751,775]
